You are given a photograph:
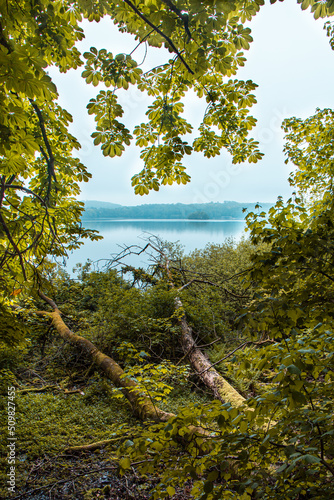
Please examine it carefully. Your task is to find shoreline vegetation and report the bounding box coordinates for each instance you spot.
[82,200,274,221]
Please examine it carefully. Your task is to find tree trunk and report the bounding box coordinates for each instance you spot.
[175,296,246,406]
[37,291,174,423]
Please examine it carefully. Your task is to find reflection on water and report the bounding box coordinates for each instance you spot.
[63,219,247,274]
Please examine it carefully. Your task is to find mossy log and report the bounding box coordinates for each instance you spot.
[37,291,210,451]
[37,291,174,423]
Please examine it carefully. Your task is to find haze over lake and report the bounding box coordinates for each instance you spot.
[63,219,247,274]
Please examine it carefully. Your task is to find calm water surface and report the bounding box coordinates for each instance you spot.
[63,219,247,274]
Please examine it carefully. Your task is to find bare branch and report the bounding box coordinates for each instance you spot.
[198,339,275,375]
[177,277,250,298]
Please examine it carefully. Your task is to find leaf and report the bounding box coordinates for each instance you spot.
[119,457,131,470]
[239,420,248,432]
[300,454,321,464]
[287,364,301,375]
[204,480,213,493]
[167,486,175,496]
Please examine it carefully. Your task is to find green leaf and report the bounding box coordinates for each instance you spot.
[167,486,175,496]
[204,480,213,493]
[119,457,131,470]
[287,364,301,375]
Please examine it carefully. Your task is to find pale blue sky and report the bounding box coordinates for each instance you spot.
[50,1,334,206]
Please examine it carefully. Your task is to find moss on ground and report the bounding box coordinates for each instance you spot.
[0,384,139,497]
[0,358,207,500]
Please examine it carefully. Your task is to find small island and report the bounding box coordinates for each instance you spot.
[187,210,210,220]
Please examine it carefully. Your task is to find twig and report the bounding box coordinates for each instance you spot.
[198,339,275,375]
[177,278,250,298]
[0,211,27,280]
[11,465,118,500]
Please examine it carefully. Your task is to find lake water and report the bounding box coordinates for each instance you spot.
[62,219,247,274]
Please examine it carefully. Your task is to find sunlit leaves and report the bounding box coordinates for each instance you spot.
[0,0,99,297]
[283,108,334,204]
[82,48,143,88]
[88,91,132,157]
[77,0,269,193]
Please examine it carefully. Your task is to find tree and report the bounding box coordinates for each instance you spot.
[115,154,334,499]
[2,0,334,298]
[0,0,270,300]
[188,211,210,220]
[0,0,103,300]
[283,107,334,207]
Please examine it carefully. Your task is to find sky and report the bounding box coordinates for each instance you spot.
[49,1,334,206]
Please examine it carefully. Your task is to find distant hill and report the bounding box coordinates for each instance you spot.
[82,201,274,220]
[83,200,122,210]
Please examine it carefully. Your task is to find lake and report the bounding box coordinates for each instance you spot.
[62,219,247,274]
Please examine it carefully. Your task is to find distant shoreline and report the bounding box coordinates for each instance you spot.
[81,217,246,221]
[82,200,273,221]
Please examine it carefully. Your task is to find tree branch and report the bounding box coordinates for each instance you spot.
[198,339,275,375]
[0,211,27,280]
[122,0,194,74]
[29,100,57,202]
[5,184,47,206]
[177,278,250,298]
[159,0,192,40]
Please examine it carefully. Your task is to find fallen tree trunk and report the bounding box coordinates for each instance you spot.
[37,291,174,423]
[175,296,246,406]
[119,239,247,407]
[148,241,246,406]
[36,291,211,452]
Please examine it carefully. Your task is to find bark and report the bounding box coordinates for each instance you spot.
[175,296,246,406]
[37,291,174,423]
[175,297,278,428]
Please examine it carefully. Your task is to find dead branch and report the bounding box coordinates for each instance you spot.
[17,385,83,395]
[65,437,122,454]
[198,339,276,376]
[177,277,250,298]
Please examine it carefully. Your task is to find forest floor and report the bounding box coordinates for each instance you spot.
[0,341,209,500]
